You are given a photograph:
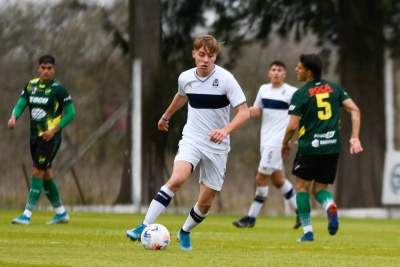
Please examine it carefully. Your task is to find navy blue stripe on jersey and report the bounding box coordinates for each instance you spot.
[262,98,289,110]
[187,93,230,109]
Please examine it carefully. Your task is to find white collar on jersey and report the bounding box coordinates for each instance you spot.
[194,66,216,83]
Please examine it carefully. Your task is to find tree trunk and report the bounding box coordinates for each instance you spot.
[335,0,385,207]
[116,0,164,204]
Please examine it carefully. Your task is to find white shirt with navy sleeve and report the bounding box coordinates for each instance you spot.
[253,83,297,147]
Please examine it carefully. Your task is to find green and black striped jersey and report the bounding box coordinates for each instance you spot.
[288,79,350,155]
[21,78,73,139]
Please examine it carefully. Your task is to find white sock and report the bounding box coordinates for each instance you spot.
[160,185,174,197]
[248,186,269,217]
[143,185,175,225]
[303,225,313,233]
[23,209,32,218]
[143,200,167,225]
[182,203,208,232]
[279,180,297,209]
[55,206,66,214]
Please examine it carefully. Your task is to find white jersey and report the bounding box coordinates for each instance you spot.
[178,65,247,154]
[253,83,297,147]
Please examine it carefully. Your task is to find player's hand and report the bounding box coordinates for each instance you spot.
[41,129,56,142]
[158,117,169,132]
[210,129,227,144]
[281,143,291,159]
[349,138,363,154]
[249,107,261,118]
[8,117,16,129]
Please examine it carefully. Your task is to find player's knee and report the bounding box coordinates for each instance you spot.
[166,175,186,190]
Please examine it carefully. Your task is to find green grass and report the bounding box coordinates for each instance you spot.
[1,210,399,267]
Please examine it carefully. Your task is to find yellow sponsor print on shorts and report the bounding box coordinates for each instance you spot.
[39,156,46,164]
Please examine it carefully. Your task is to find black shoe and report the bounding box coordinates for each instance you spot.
[293,210,301,229]
[232,216,256,228]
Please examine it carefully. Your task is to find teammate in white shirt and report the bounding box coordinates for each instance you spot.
[126,35,250,250]
[233,61,301,229]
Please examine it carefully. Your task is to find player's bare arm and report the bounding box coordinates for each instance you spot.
[158,93,188,132]
[342,98,363,154]
[281,115,300,159]
[210,103,250,144]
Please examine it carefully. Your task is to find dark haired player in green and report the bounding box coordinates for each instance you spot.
[8,55,76,225]
[282,54,363,242]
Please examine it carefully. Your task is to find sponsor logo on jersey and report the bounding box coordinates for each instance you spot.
[314,131,335,139]
[31,108,46,120]
[30,96,49,104]
[32,86,38,95]
[288,105,295,110]
[320,139,337,145]
[309,84,333,97]
[311,138,337,147]
[185,82,192,89]
[312,139,320,147]
[63,95,72,102]
[212,78,219,88]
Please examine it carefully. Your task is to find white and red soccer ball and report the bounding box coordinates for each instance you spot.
[140,223,171,250]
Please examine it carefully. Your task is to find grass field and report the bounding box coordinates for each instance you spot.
[1,210,399,267]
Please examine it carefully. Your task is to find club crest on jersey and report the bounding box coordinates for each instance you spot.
[45,88,51,95]
[281,89,286,95]
[212,79,219,88]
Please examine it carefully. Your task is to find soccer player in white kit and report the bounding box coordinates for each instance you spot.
[233,61,301,229]
[126,35,250,250]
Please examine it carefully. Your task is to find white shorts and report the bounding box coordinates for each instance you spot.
[174,140,227,191]
[258,145,283,175]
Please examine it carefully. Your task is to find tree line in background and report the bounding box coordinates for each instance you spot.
[1,0,399,209]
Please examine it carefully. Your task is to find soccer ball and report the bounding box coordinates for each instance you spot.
[140,223,171,250]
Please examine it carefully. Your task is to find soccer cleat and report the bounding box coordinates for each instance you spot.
[11,214,31,225]
[177,229,192,250]
[46,212,70,224]
[232,216,256,228]
[293,210,302,229]
[297,231,314,242]
[126,223,146,241]
[327,203,339,235]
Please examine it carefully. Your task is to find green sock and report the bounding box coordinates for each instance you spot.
[315,190,334,211]
[296,192,312,227]
[25,177,43,211]
[43,178,63,208]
